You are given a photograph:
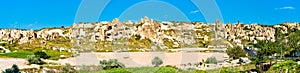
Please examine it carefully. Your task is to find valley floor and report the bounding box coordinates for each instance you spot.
[60,52,228,67]
[0,52,228,71]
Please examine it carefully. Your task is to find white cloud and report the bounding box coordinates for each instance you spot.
[28,24,33,27]
[28,21,38,27]
[10,22,18,28]
[190,10,200,14]
[275,6,295,10]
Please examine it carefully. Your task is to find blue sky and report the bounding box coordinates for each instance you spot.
[0,0,299,29]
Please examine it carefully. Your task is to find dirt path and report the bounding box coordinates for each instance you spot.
[0,58,28,71]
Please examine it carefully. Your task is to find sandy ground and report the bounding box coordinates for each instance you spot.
[0,58,28,71]
[59,52,228,67]
[0,52,228,71]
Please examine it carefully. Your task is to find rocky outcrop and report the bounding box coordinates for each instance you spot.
[0,17,299,49]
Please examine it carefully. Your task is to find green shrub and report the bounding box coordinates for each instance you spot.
[99,59,125,70]
[2,69,13,73]
[134,34,141,40]
[34,51,50,59]
[205,57,217,64]
[61,63,76,73]
[152,57,163,67]
[11,64,20,73]
[27,55,45,65]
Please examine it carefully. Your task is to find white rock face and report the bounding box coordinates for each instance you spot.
[0,46,10,53]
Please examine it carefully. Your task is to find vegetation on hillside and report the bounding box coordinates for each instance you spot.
[163,38,181,49]
[268,60,300,73]
[128,34,153,51]
[251,28,300,72]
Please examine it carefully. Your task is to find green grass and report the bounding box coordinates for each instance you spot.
[0,38,73,60]
[0,50,73,60]
[78,67,160,73]
[0,51,33,58]
[78,70,103,73]
[206,64,256,73]
[78,67,208,73]
[127,67,160,73]
[46,50,73,60]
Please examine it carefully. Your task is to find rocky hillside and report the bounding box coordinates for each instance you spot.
[0,16,299,52]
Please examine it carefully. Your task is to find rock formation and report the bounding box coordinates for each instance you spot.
[0,17,298,50]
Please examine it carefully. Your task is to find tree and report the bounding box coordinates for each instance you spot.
[2,64,20,73]
[226,46,246,59]
[255,41,280,60]
[99,59,125,70]
[152,57,163,67]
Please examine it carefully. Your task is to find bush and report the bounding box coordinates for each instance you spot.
[27,55,44,65]
[99,59,125,70]
[11,64,20,73]
[134,34,141,40]
[154,67,177,73]
[34,51,50,59]
[2,64,20,73]
[61,63,76,73]
[3,69,13,73]
[152,57,163,67]
[205,57,217,64]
